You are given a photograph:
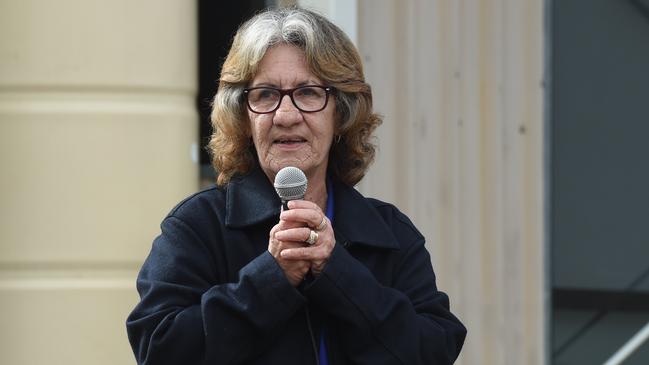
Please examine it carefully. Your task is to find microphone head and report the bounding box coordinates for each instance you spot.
[274,166,307,202]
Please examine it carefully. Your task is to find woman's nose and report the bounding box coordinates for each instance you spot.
[273,95,301,126]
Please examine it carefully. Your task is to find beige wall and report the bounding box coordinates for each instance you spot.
[0,1,198,364]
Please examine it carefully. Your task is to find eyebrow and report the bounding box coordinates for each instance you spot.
[249,79,323,88]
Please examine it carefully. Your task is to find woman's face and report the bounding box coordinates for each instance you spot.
[247,44,336,183]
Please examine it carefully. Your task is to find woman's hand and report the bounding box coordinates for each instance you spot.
[274,200,335,276]
[268,218,311,287]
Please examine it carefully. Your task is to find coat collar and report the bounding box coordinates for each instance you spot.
[225,167,280,228]
[225,167,399,250]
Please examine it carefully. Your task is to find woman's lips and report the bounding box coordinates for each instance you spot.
[274,138,306,145]
[273,139,307,149]
[274,137,306,143]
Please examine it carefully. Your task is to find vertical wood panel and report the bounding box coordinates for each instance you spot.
[357,0,400,203]
[358,1,545,364]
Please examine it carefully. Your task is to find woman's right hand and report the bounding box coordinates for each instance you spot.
[268,219,310,286]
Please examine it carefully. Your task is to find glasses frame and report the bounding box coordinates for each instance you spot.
[243,85,334,114]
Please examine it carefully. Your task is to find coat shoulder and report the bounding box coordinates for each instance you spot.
[166,184,226,226]
[364,197,425,245]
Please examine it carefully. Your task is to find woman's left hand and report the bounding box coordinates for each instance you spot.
[274,200,335,275]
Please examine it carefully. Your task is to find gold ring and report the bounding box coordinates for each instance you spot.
[305,229,319,245]
[316,216,327,231]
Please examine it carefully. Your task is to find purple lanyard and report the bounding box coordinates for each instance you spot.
[319,178,334,365]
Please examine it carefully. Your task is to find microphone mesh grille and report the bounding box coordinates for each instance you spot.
[274,166,307,201]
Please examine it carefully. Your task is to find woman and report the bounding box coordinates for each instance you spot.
[127,7,466,365]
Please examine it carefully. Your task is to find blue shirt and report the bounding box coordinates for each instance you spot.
[319,178,335,365]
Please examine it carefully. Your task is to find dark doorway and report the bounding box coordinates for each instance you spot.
[198,0,269,182]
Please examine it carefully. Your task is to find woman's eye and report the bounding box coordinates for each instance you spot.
[258,89,276,99]
[296,87,321,97]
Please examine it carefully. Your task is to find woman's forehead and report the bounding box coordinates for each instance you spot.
[250,44,321,87]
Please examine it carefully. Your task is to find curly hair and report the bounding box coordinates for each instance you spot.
[208,7,382,187]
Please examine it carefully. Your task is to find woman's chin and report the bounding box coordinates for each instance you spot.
[264,160,319,179]
[271,161,307,173]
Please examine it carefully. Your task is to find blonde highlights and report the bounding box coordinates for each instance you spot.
[209,7,381,186]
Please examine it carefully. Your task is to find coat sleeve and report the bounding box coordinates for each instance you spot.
[304,235,466,364]
[126,216,306,365]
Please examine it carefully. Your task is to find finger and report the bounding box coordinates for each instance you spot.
[314,216,329,231]
[274,238,307,250]
[287,200,322,211]
[274,227,311,243]
[275,218,304,234]
[280,246,330,261]
[269,224,281,238]
[280,208,324,228]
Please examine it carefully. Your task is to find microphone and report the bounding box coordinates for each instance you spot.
[274,166,307,211]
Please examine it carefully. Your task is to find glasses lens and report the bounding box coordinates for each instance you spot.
[293,86,327,112]
[247,88,280,113]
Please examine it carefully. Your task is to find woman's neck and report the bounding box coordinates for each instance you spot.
[304,176,328,212]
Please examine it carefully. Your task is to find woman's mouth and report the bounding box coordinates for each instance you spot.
[273,138,307,150]
[274,138,306,145]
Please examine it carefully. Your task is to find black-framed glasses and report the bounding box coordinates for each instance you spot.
[243,85,333,114]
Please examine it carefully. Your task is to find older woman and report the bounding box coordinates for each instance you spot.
[127,7,466,365]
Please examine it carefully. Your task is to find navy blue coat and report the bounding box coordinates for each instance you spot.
[126,167,466,364]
